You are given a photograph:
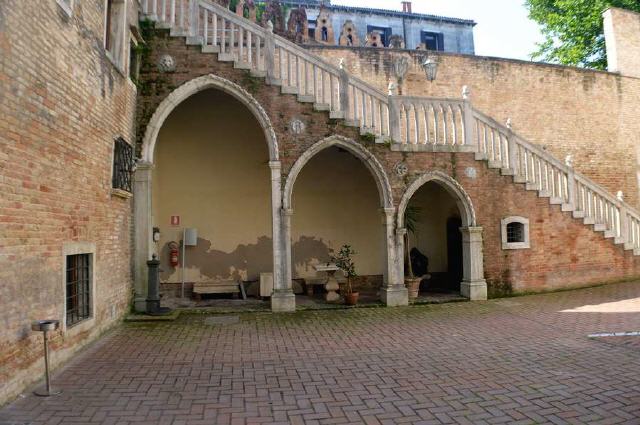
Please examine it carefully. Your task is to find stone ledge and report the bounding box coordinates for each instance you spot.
[111,188,133,199]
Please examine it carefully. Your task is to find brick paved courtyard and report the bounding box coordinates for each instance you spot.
[2,282,640,425]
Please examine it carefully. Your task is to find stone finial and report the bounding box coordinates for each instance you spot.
[565,155,573,167]
[388,82,397,96]
[267,20,274,32]
[339,58,345,70]
[506,118,512,130]
[617,191,624,201]
[462,85,470,100]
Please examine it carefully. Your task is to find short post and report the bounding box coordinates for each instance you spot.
[31,320,61,397]
[339,59,350,117]
[388,83,401,143]
[264,23,276,83]
[189,0,198,37]
[565,155,576,208]
[506,119,518,174]
[462,86,474,148]
[618,191,628,242]
[146,254,172,315]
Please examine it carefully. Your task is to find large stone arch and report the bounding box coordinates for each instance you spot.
[283,135,393,210]
[277,135,406,308]
[140,73,279,163]
[395,171,487,300]
[133,75,286,312]
[397,171,476,229]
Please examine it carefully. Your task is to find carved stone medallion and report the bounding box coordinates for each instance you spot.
[157,54,176,73]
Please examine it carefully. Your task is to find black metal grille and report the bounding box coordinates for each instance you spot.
[112,137,133,192]
[506,222,525,243]
[66,254,91,326]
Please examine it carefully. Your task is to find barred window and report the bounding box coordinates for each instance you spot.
[112,137,133,192]
[66,254,91,327]
[501,216,530,250]
[506,222,525,243]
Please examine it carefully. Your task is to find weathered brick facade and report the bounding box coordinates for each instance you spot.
[0,0,137,404]
[308,46,640,209]
[137,25,640,300]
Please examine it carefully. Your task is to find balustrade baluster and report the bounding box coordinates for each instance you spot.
[203,10,208,46]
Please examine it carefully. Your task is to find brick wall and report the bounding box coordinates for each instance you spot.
[0,0,137,405]
[137,25,640,302]
[604,8,640,78]
[308,46,640,209]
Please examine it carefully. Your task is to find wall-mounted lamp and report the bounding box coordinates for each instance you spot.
[152,227,161,242]
[421,55,439,82]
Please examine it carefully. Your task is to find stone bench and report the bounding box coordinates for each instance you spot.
[193,280,247,300]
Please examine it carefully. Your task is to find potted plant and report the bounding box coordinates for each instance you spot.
[330,245,359,306]
[404,206,422,301]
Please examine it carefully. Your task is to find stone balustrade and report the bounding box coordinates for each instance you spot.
[140,0,640,254]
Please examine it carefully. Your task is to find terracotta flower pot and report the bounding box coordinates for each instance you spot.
[344,292,359,306]
[405,277,421,301]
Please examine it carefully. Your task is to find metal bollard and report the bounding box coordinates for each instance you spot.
[146,254,172,315]
[31,320,61,397]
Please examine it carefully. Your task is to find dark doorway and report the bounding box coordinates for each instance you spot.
[446,216,463,291]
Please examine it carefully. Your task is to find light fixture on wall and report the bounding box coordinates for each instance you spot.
[421,55,439,82]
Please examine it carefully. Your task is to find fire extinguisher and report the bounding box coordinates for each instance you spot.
[168,241,179,267]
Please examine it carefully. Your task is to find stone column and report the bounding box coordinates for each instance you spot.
[380,208,408,306]
[460,226,488,301]
[272,207,295,312]
[270,162,295,312]
[395,227,407,287]
[133,162,154,312]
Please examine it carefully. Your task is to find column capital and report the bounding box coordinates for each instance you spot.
[268,160,281,170]
[461,226,483,234]
[396,227,407,237]
[135,160,154,171]
[282,208,294,217]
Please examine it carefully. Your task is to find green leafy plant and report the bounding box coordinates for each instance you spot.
[525,0,640,69]
[330,245,357,295]
[404,205,421,279]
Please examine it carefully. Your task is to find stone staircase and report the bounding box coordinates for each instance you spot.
[141,0,640,256]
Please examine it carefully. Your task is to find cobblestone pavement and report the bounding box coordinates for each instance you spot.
[2,282,640,425]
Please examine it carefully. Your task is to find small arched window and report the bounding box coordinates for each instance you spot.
[501,216,530,249]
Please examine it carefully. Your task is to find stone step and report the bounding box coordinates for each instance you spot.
[538,190,551,198]
[474,152,488,161]
[549,197,564,205]
[186,36,203,45]
[266,77,282,86]
[604,230,615,239]
[249,70,267,78]
[281,86,299,95]
[202,45,220,53]
[624,242,635,250]
[297,94,315,103]
[313,103,331,112]
[329,111,345,120]
[218,53,235,62]
[500,168,515,176]
[234,61,252,70]
[513,175,527,184]
[594,223,607,232]
[635,248,640,256]
[561,203,575,212]
[583,217,595,225]
[525,182,540,191]
[572,210,585,219]
[487,160,503,169]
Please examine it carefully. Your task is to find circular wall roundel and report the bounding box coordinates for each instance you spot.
[157,54,176,73]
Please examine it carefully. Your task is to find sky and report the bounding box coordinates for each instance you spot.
[330,0,545,61]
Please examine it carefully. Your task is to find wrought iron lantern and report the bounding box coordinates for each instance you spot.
[421,56,439,82]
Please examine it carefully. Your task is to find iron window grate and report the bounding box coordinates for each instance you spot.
[66,254,91,326]
[112,137,133,193]
[506,222,525,243]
